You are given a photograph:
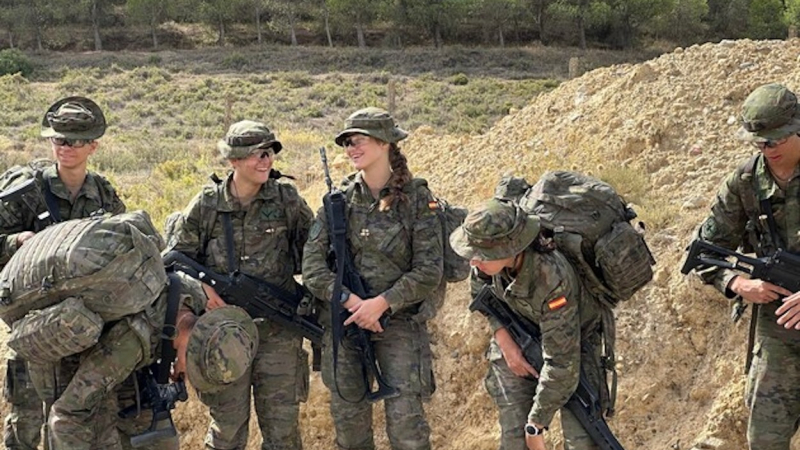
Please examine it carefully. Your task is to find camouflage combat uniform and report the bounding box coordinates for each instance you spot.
[169,120,314,450]
[694,84,800,450]
[303,173,443,450]
[1,97,125,450]
[36,272,207,450]
[451,199,605,450]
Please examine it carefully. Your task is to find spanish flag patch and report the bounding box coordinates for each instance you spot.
[428,200,439,210]
[547,296,568,311]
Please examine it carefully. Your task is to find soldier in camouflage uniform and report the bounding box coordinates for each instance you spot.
[691,83,800,450]
[450,199,606,450]
[1,96,125,450]
[302,107,444,450]
[168,120,314,450]
[42,279,258,450]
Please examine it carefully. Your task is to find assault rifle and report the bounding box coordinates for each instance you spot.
[162,250,324,345]
[469,285,625,450]
[118,367,188,448]
[0,177,58,232]
[681,239,800,293]
[319,146,398,403]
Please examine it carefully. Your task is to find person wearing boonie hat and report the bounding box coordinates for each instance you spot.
[167,119,314,450]
[450,198,607,450]
[302,107,444,450]
[688,82,800,450]
[1,96,125,450]
[39,267,209,450]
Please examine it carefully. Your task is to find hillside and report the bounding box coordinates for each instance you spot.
[3,39,800,450]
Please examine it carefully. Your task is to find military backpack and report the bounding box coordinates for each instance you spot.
[495,171,655,307]
[0,210,168,326]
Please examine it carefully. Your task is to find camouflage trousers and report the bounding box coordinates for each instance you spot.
[745,302,800,450]
[3,350,44,450]
[484,337,605,450]
[199,321,309,450]
[320,316,435,450]
[28,319,176,450]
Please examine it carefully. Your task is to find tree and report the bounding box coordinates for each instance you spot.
[328,0,383,48]
[198,0,239,45]
[128,0,178,49]
[269,0,312,45]
[394,0,466,48]
[650,0,708,45]
[787,0,800,32]
[471,0,527,46]
[546,0,593,48]
[748,0,787,39]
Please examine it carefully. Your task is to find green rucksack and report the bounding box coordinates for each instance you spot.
[495,171,655,307]
[0,210,168,326]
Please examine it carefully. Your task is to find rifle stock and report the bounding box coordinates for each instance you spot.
[162,250,324,345]
[0,177,55,232]
[469,285,625,450]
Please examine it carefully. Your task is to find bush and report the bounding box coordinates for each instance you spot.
[0,49,33,78]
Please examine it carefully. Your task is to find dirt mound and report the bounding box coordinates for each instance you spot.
[397,38,800,450]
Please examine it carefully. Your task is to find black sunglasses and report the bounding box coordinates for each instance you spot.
[50,137,93,148]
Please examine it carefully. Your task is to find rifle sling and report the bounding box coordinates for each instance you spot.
[221,211,237,272]
[157,272,182,384]
[41,176,61,223]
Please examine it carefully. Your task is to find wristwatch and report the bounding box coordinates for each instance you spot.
[524,422,546,436]
[339,291,350,304]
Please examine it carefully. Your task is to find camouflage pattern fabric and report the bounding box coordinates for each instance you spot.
[696,156,800,449]
[28,273,206,450]
[0,162,124,450]
[470,247,605,430]
[186,306,258,394]
[40,96,107,141]
[334,107,408,147]
[692,82,800,450]
[302,173,443,449]
[216,120,283,160]
[169,174,313,450]
[453,199,606,445]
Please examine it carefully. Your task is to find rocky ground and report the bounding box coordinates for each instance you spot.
[5,38,800,449]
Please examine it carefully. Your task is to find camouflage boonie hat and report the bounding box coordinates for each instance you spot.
[185,306,258,394]
[334,107,408,146]
[40,96,106,140]
[450,198,540,261]
[736,83,800,142]
[217,120,283,159]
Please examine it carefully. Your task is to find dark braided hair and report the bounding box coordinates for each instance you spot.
[379,143,414,212]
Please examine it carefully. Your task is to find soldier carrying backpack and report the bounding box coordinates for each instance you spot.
[0,212,259,450]
[0,96,126,450]
[451,172,654,450]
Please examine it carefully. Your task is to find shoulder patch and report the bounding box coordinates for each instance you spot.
[547,296,568,311]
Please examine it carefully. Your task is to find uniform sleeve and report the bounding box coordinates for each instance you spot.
[106,190,126,215]
[283,185,315,275]
[177,272,208,314]
[381,191,444,313]
[167,191,206,261]
[695,170,748,296]
[302,205,337,302]
[528,282,581,427]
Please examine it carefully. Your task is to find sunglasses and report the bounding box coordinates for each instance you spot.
[50,137,93,148]
[251,147,275,160]
[342,137,370,148]
[752,138,788,150]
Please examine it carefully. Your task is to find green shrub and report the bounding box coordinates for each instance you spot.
[449,73,469,86]
[222,52,248,70]
[0,49,33,78]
